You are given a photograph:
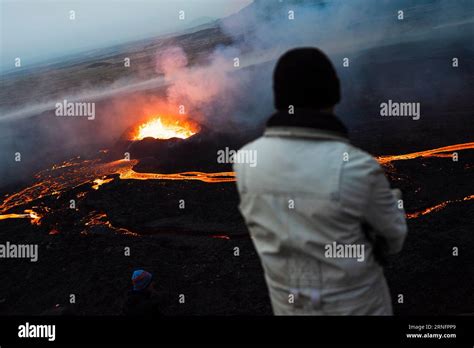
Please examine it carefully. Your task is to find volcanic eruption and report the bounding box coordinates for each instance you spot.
[132,116,200,141]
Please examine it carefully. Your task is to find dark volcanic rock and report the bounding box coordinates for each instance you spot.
[111,127,259,173]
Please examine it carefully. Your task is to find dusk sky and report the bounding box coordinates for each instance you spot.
[0,0,252,71]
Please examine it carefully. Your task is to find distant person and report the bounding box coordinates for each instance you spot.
[233,47,407,315]
[123,269,162,316]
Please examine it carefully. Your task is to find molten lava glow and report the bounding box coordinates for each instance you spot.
[406,194,474,219]
[133,117,197,140]
[25,209,42,225]
[0,209,42,225]
[92,177,114,190]
[376,142,474,165]
[1,142,473,225]
[114,160,236,183]
[84,211,138,236]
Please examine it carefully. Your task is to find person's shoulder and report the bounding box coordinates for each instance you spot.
[232,137,263,172]
[238,137,265,152]
[341,143,383,177]
[346,144,380,164]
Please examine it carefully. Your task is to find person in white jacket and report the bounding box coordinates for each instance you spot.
[233,48,407,315]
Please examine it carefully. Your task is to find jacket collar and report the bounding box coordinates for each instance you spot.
[264,108,349,142]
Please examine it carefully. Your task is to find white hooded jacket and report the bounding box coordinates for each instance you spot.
[234,111,407,315]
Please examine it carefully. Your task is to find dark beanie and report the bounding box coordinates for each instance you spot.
[273,47,341,111]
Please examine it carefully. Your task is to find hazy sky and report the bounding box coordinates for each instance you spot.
[0,0,252,71]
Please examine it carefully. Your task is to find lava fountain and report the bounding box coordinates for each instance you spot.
[132,116,199,140]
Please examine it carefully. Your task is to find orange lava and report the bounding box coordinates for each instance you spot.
[0,158,234,214]
[84,211,139,236]
[114,160,235,183]
[91,177,114,190]
[407,194,474,219]
[0,209,42,225]
[376,142,474,165]
[132,116,199,140]
[0,158,106,213]
[1,142,472,223]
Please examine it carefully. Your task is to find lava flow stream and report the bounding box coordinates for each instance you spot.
[116,162,235,183]
[376,142,474,164]
[406,194,474,219]
[0,141,473,224]
[0,209,42,225]
[375,141,474,218]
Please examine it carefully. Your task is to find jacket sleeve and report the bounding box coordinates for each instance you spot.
[363,160,408,254]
